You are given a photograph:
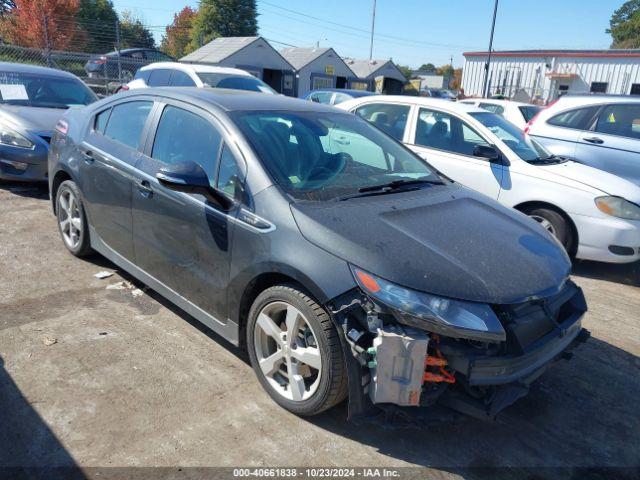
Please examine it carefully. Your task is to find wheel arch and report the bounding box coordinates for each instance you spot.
[513,200,579,256]
[50,168,75,214]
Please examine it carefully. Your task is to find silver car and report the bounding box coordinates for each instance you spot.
[526,95,640,185]
[0,62,96,182]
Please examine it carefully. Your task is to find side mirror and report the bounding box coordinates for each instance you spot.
[156,161,232,210]
[473,144,502,163]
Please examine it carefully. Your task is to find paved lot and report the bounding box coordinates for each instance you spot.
[0,182,639,476]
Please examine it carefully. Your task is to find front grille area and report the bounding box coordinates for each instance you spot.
[493,281,587,355]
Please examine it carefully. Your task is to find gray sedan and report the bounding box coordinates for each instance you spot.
[0,62,96,182]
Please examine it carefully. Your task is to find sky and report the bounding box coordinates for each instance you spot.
[112,0,623,68]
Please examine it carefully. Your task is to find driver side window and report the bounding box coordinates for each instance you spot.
[415,108,489,157]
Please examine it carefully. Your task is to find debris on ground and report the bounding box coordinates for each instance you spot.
[106,281,134,290]
[43,336,57,346]
[94,271,114,279]
[131,288,144,298]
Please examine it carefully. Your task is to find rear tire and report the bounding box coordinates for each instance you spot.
[56,180,92,257]
[523,206,573,251]
[247,284,347,416]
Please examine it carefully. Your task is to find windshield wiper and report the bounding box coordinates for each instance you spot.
[528,155,566,165]
[357,178,444,193]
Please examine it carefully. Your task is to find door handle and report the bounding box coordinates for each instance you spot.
[583,136,604,144]
[81,149,94,164]
[137,180,153,198]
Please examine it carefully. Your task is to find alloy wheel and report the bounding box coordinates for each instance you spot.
[530,214,557,237]
[58,189,83,249]
[253,301,322,402]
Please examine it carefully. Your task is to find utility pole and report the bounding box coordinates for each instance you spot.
[482,0,499,98]
[115,19,122,82]
[449,55,454,89]
[369,0,376,60]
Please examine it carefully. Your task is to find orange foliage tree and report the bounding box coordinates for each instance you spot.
[1,0,85,50]
[161,6,197,59]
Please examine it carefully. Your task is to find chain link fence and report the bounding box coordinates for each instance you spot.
[0,43,152,96]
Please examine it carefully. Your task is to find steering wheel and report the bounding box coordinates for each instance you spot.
[306,152,350,187]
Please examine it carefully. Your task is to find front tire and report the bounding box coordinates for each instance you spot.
[56,180,92,257]
[247,285,347,416]
[523,206,573,252]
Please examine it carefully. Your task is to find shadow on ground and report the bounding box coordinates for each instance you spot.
[0,355,84,479]
[571,259,640,287]
[0,180,49,200]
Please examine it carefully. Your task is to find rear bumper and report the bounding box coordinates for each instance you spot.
[572,212,640,263]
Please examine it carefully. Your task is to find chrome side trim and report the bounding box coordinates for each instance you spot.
[90,225,240,346]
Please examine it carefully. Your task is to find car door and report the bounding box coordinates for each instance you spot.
[407,107,503,198]
[531,105,600,158]
[574,103,640,184]
[131,101,245,321]
[79,99,154,260]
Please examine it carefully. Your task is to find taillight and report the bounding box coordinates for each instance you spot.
[94,56,107,65]
[524,98,560,134]
[55,119,68,135]
[120,85,129,91]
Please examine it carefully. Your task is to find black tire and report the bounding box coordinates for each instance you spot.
[523,206,573,251]
[246,284,348,416]
[55,180,93,257]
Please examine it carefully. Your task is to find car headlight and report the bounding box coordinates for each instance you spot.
[595,196,640,221]
[0,121,34,149]
[350,266,506,342]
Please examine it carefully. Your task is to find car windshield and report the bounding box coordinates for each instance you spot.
[0,72,96,108]
[469,111,550,162]
[231,110,443,201]
[519,105,542,122]
[196,73,276,94]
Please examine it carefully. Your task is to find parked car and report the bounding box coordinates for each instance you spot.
[0,62,97,182]
[124,62,276,94]
[338,96,640,264]
[460,99,541,130]
[419,88,456,100]
[84,48,174,81]
[526,94,640,185]
[303,88,377,105]
[49,88,587,420]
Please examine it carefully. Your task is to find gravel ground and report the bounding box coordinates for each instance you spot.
[0,182,639,478]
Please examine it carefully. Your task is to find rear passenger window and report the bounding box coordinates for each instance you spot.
[547,107,599,130]
[354,103,410,141]
[94,108,111,133]
[595,104,640,139]
[152,105,222,184]
[104,101,152,149]
[170,70,196,87]
[147,69,172,87]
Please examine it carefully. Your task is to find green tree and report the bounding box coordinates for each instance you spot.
[119,10,155,49]
[397,64,413,80]
[436,64,454,77]
[608,0,640,48]
[77,0,118,52]
[418,63,436,73]
[189,0,257,50]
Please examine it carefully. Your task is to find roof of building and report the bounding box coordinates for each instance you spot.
[279,47,332,70]
[181,36,260,63]
[463,49,640,58]
[344,58,399,79]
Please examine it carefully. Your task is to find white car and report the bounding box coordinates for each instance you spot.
[459,99,541,130]
[337,96,640,264]
[123,62,276,94]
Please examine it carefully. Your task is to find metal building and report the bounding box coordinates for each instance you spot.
[279,47,354,98]
[462,49,640,103]
[344,59,406,94]
[181,36,295,96]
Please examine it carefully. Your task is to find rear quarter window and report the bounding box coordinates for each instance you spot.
[94,108,111,133]
[547,106,600,130]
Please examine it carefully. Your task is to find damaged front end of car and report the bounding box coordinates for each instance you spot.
[328,266,590,422]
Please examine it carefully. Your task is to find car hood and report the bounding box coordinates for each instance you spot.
[291,185,570,304]
[0,105,68,133]
[536,160,640,203]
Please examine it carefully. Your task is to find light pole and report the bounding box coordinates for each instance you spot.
[369,0,377,60]
[482,0,499,98]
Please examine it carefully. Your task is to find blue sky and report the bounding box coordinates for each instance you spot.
[112,0,622,68]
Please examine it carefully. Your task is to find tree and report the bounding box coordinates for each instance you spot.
[397,65,413,80]
[0,0,85,50]
[161,6,196,58]
[190,0,257,50]
[418,63,436,73]
[608,0,640,48]
[436,64,454,78]
[77,0,118,52]
[119,10,155,49]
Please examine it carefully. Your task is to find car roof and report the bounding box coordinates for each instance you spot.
[117,87,341,113]
[343,95,486,114]
[309,88,376,95]
[554,94,640,107]
[469,98,538,108]
[0,61,81,80]
[140,62,253,77]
